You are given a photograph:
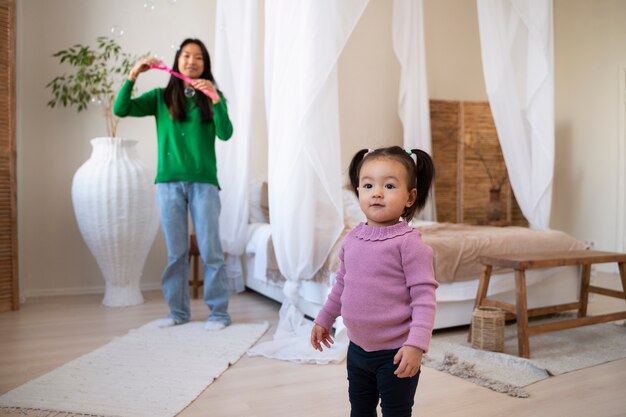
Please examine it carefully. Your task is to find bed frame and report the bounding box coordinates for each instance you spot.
[244,251,582,329]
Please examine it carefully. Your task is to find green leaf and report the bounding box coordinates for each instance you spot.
[46,36,147,132]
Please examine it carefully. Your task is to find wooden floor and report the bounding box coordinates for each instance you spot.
[1,273,626,417]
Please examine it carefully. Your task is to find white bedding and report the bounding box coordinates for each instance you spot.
[246,223,272,283]
[245,223,331,311]
[245,222,578,302]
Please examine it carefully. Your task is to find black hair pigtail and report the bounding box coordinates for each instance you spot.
[411,148,435,212]
[348,149,369,195]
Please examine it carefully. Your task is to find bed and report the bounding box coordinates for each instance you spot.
[244,183,588,329]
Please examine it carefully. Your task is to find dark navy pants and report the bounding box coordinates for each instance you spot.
[347,342,421,417]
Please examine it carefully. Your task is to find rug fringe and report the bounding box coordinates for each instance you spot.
[0,407,108,417]
[427,353,530,398]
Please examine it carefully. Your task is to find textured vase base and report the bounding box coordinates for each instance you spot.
[102,285,144,307]
[72,137,159,310]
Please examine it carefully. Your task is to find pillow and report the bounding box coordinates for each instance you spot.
[249,180,270,223]
[260,181,270,222]
[343,187,365,228]
[252,182,362,227]
[409,219,437,228]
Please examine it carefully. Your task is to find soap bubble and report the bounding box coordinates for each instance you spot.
[143,1,156,12]
[184,87,196,98]
[110,25,124,37]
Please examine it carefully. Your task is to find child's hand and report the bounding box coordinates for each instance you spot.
[310,324,334,352]
[393,345,423,378]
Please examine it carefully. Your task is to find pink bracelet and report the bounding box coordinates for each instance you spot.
[149,64,220,102]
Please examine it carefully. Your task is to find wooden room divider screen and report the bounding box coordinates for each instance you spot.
[429,99,527,227]
[0,0,18,312]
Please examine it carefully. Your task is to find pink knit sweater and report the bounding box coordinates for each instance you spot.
[315,221,438,352]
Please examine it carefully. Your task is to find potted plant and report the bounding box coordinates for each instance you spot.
[46,36,137,138]
[47,36,159,307]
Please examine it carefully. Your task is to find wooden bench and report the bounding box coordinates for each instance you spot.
[468,250,626,358]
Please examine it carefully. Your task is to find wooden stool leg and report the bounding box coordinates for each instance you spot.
[188,234,201,299]
[578,264,592,318]
[468,265,493,342]
[619,262,626,302]
[514,269,530,358]
[192,252,199,299]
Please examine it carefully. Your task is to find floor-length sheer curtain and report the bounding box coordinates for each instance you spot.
[247,0,369,363]
[215,0,258,292]
[476,0,555,229]
[392,0,435,221]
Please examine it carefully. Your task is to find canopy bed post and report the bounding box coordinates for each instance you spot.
[392,0,436,221]
[618,68,626,253]
[215,0,259,292]
[248,0,368,363]
[476,0,555,229]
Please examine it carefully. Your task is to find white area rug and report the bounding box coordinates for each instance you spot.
[423,319,626,397]
[0,321,269,417]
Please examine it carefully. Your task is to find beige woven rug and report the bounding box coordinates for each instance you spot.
[423,318,626,398]
[0,321,269,417]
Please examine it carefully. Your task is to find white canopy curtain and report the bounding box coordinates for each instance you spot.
[392,0,436,221]
[476,0,555,229]
[247,0,369,364]
[215,0,258,292]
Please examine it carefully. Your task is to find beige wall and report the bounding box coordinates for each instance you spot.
[338,0,401,172]
[337,0,487,177]
[552,0,626,257]
[423,0,487,101]
[421,0,626,258]
[16,0,626,298]
[17,0,217,297]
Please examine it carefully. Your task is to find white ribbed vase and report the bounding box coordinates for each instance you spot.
[71,137,159,307]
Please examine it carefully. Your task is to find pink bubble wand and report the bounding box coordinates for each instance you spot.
[149,63,219,102]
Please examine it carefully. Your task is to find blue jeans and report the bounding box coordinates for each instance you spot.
[347,342,421,417]
[156,182,231,325]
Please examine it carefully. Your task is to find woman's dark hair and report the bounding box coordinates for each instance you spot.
[348,146,435,221]
[164,38,214,123]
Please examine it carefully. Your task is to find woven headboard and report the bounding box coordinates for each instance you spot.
[429,99,527,226]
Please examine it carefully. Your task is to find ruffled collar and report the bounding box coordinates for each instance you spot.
[352,221,413,241]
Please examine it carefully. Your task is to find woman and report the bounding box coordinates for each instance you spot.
[113,38,233,331]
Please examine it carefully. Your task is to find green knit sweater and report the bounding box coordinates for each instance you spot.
[113,80,233,187]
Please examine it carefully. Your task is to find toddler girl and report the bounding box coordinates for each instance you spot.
[311,146,438,417]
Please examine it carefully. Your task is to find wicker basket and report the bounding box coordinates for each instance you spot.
[471,306,505,352]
